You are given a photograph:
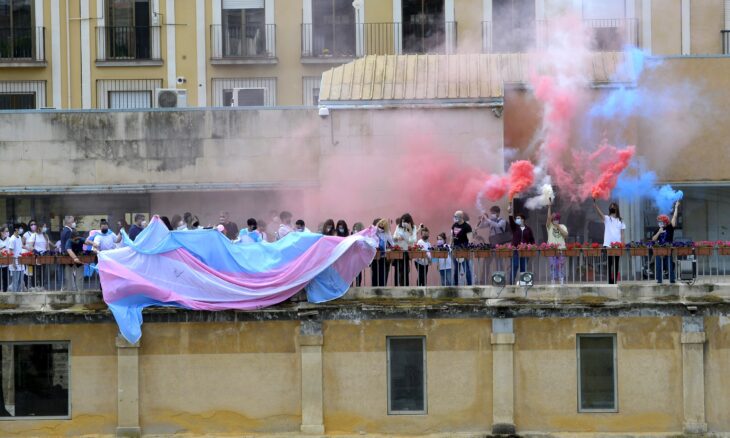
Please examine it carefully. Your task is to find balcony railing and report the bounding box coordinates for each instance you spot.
[482,18,639,53]
[0,27,45,62]
[301,22,457,59]
[723,30,730,55]
[210,24,276,60]
[95,26,161,62]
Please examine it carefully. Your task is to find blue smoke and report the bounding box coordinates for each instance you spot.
[613,165,683,214]
[654,185,684,214]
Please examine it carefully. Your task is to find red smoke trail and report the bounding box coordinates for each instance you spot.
[589,146,635,199]
[508,160,535,200]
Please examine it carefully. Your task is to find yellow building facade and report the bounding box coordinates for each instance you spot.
[1,0,729,110]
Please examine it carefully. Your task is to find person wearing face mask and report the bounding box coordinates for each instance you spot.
[294,219,310,233]
[372,218,394,287]
[321,218,336,237]
[86,219,122,253]
[218,211,240,241]
[414,226,433,286]
[451,210,473,286]
[277,211,294,240]
[128,214,146,241]
[58,216,76,290]
[350,222,366,287]
[22,221,35,247]
[238,218,263,244]
[27,222,51,289]
[546,198,569,284]
[508,201,536,285]
[0,226,11,291]
[8,224,25,292]
[335,220,349,238]
[393,213,417,287]
[652,201,680,284]
[593,198,626,284]
[170,214,184,231]
[434,232,453,286]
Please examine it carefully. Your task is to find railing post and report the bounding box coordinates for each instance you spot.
[681,316,707,434]
[116,334,141,437]
[299,319,325,435]
[491,318,516,434]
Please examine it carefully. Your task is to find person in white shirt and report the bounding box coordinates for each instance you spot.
[26,222,52,289]
[546,199,569,284]
[593,198,626,284]
[392,213,418,287]
[85,219,122,253]
[434,232,453,286]
[414,227,433,286]
[0,226,10,291]
[294,219,311,233]
[276,211,294,240]
[8,224,25,292]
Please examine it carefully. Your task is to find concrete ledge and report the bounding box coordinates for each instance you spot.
[211,57,278,65]
[683,421,708,434]
[491,422,516,435]
[115,426,141,437]
[491,333,516,345]
[681,332,706,344]
[300,424,325,434]
[299,334,324,346]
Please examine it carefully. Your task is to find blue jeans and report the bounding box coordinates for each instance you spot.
[453,258,472,285]
[656,255,675,283]
[439,269,453,286]
[511,252,527,285]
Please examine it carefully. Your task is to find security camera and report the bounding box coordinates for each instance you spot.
[176,76,187,85]
[318,106,330,117]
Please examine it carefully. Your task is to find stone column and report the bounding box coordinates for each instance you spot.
[491,318,516,435]
[681,316,707,434]
[116,334,141,438]
[299,320,325,435]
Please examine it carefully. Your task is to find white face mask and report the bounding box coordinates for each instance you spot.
[18,228,24,234]
[453,216,460,222]
[658,222,664,228]
[141,221,148,227]
[41,227,48,233]
[515,218,523,226]
[71,222,77,229]
[552,220,559,226]
[30,224,37,231]
[2,232,8,239]
[437,239,444,246]
[338,227,345,233]
[490,214,498,220]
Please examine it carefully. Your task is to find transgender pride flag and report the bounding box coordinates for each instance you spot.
[98,217,377,343]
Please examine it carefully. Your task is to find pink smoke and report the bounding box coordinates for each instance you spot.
[508,160,535,200]
[589,146,635,199]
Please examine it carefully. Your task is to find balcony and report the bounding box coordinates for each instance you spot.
[210,24,277,65]
[0,27,46,67]
[723,30,730,55]
[482,18,639,53]
[95,26,162,66]
[301,22,457,62]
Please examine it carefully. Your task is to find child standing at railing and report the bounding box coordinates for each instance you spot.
[435,232,453,286]
[414,227,432,287]
[546,198,568,284]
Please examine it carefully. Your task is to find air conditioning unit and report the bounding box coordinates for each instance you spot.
[155,88,187,108]
[230,87,265,107]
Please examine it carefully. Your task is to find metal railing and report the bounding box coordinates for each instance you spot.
[210,24,276,59]
[0,27,45,62]
[1,255,100,292]
[482,19,638,53]
[723,30,730,55]
[95,26,161,61]
[301,22,457,58]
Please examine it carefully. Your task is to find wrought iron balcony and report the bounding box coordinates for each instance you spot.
[95,26,161,62]
[0,27,45,63]
[210,24,276,61]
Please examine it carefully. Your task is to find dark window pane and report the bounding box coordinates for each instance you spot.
[578,335,616,410]
[235,88,264,106]
[402,0,444,54]
[388,337,425,413]
[1,342,69,417]
[0,93,35,109]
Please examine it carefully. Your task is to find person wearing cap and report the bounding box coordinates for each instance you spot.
[546,198,568,284]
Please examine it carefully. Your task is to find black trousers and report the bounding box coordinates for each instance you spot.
[607,255,620,284]
[393,253,411,287]
[415,263,429,286]
[371,258,391,287]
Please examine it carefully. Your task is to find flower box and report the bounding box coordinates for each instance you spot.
[430,250,449,259]
[473,250,492,258]
[541,249,559,257]
[453,250,471,259]
[564,249,581,257]
[408,250,427,259]
[606,248,624,257]
[36,255,56,265]
[674,247,693,256]
[653,247,672,257]
[386,251,404,260]
[78,255,96,264]
[629,247,649,257]
[695,246,713,256]
[0,256,11,265]
[720,247,730,256]
[57,256,76,265]
[518,249,538,258]
[19,256,35,265]
[495,249,514,259]
[582,248,602,257]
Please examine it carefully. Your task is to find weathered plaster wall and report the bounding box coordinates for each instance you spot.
[704,315,730,431]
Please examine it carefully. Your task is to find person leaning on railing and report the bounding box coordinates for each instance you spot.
[451,211,473,286]
[0,226,11,292]
[393,213,417,287]
[508,201,535,285]
[7,224,25,292]
[652,201,680,284]
[64,231,85,265]
[373,218,394,287]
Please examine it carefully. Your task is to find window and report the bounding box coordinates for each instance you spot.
[96,79,162,109]
[582,0,627,51]
[310,0,356,57]
[108,90,152,109]
[302,76,320,106]
[223,88,265,107]
[0,342,70,419]
[577,334,617,412]
[0,0,33,59]
[212,77,276,107]
[222,0,266,57]
[387,337,426,414]
[492,0,536,53]
[402,0,445,54]
[105,0,152,59]
[0,92,34,109]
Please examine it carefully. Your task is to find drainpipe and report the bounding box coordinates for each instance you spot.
[726,0,730,29]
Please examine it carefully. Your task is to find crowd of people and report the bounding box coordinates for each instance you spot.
[0,197,682,292]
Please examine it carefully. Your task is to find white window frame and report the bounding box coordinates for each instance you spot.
[302,76,321,106]
[213,0,274,58]
[576,333,618,413]
[386,336,427,415]
[0,81,47,109]
[0,341,72,421]
[392,0,455,54]
[96,0,161,61]
[212,77,276,106]
[302,0,365,57]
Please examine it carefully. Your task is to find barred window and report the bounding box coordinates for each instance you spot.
[577,334,617,412]
[387,336,427,414]
[0,81,46,109]
[212,77,276,107]
[96,79,163,109]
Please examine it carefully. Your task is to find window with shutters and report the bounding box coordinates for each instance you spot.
[108,90,152,109]
[212,77,276,107]
[0,0,36,60]
[0,342,70,419]
[223,88,265,107]
[310,0,356,57]
[387,337,427,415]
[577,334,618,412]
[0,92,35,109]
[0,80,45,108]
[401,0,445,54]
[103,0,155,60]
